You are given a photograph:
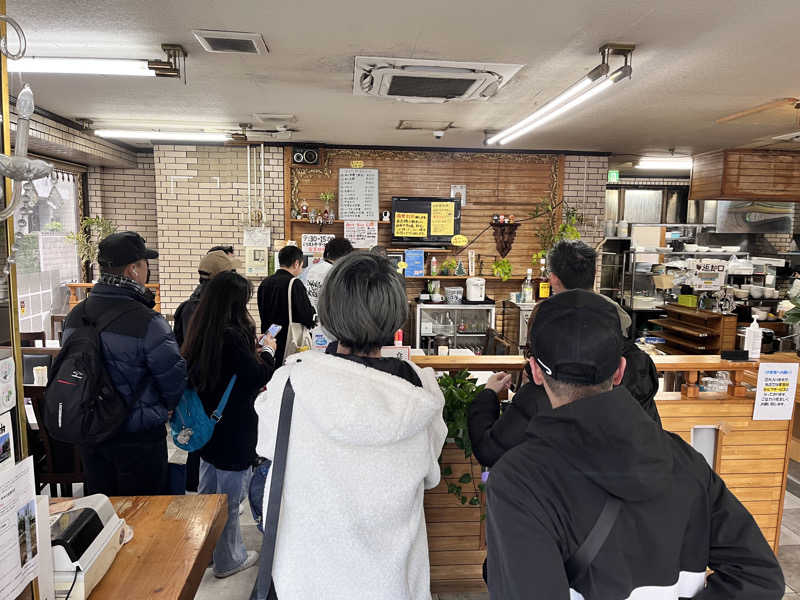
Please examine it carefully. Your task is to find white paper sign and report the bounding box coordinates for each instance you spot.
[301,234,335,254]
[35,495,55,600]
[753,362,799,420]
[0,356,15,414]
[338,168,379,221]
[0,457,39,600]
[344,221,378,249]
[0,411,15,472]
[243,226,271,248]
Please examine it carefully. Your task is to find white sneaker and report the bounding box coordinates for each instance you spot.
[213,550,259,578]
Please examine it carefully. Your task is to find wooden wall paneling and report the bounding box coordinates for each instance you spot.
[723,150,800,199]
[689,151,725,200]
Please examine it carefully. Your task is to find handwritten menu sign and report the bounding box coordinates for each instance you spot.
[301,233,335,254]
[395,212,428,238]
[430,202,455,236]
[338,168,379,221]
[344,221,378,249]
[753,362,799,420]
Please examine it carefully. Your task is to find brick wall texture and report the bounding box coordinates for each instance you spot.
[88,153,160,280]
[153,145,284,316]
[563,155,609,248]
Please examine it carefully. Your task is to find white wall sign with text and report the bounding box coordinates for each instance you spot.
[753,362,799,421]
[344,221,378,249]
[0,457,39,599]
[301,233,335,254]
[338,168,379,221]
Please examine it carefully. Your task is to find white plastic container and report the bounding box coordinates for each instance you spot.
[744,316,762,360]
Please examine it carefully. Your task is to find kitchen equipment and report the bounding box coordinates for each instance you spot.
[750,285,764,299]
[466,277,486,302]
[751,306,769,320]
[430,293,443,303]
[761,329,776,354]
[52,495,127,600]
[616,220,629,237]
[604,220,616,237]
[444,286,463,304]
[733,288,749,300]
[684,243,699,252]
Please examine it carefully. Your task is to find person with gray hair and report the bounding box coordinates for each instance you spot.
[255,253,447,599]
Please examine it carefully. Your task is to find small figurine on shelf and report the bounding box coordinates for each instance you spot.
[290,207,300,219]
[322,208,329,222]
[309,208,318,223]
[507,214,515,223]
[492,214,500,224]
[327,209,335,224]
[498,214,506,224]
[381,210,391,222]
[455,259,467,276]
[301,203,309,219]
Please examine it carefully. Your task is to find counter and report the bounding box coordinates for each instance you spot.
[421,352,799,593]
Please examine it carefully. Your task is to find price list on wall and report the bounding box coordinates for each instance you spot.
[338,168,379,221]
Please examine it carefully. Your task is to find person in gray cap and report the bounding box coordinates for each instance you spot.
[62,231,186,496]
[486,289,783,600]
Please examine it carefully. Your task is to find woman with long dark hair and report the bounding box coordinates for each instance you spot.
[182,271,277,578]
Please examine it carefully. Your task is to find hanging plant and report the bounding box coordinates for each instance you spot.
[492,258,513,281]
[530,197,583,262]
[67,216,117,279]
[438,370,485,507]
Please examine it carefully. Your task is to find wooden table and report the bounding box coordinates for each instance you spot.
[88,495,227,600]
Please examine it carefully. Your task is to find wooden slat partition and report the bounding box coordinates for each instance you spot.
[690,149,800,200]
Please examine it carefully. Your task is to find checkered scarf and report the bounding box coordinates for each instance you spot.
[98,272,148,298]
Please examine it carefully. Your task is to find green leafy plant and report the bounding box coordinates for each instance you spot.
[319,191,335,206]
[492,258,513,281]
[15,233,41,274]
[67,216,117,273]
[784,296,800,324]
[530,197,583,263]
[440,258,457,276]
[438,370,485,506]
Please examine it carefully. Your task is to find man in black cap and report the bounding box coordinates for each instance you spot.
[486,289,783,599]
[62,231,186,496]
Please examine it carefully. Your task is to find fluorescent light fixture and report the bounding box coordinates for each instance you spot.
[636,157,693,170]
[8,57,154,76]
[487,63,609,145]
[498,65,632,145]
[95,130,231,142]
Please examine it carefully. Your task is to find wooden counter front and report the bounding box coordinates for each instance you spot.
[67,282,161,313]
[428,352,799,593]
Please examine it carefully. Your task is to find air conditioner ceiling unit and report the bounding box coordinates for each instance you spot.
[354,56,523,103]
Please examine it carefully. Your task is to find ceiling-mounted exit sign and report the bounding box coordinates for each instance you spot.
[608,170,620,183]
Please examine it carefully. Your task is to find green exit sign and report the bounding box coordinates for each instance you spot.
[608,170,620,183]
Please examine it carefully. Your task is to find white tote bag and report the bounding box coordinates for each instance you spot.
[284,277,313,362]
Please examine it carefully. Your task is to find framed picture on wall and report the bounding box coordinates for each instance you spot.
[387,252,405,275]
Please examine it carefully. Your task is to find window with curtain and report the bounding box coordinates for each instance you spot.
[14,169,81,334]
[623,189,663,223]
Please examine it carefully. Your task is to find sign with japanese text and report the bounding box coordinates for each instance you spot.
[344,221,378,249]
[430,202,455,236]
[301,233,335,254]
[394,212,428,238]
[753,362,799,420]
[338,168,379,221]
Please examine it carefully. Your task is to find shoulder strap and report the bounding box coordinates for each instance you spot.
[85,299,142,334]
[250,379,295,600]
[287,277,296,325]
[564,495,622,584]
[210,375,238,422]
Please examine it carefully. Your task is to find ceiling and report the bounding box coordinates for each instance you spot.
[8,0,800,158]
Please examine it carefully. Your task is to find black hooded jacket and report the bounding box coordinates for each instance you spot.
[469,338,660,468]
[486,387,783,599]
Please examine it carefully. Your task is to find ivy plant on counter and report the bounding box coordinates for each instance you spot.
[438,369,485,507]
[492,258,513,281]
[440,258,458,276]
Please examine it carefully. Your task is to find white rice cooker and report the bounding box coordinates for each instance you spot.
[466,277,486,302]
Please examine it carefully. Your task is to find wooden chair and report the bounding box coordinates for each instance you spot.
[482,328,514,356]
[50,314,66,343]
[20,331,46,347]
[24,385,83,497]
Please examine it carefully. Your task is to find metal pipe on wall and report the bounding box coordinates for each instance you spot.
[246,145,251,226]
[260,143,265,218]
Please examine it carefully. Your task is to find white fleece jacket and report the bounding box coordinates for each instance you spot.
[255,351,448,600]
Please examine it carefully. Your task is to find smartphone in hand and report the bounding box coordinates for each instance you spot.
[268,324,282,336]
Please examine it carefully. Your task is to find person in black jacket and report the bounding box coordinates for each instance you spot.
[257,245,316,363]
[469,239,660,468]
[182,271,277,579]
[63,231,186,496]
[487,290,783,599]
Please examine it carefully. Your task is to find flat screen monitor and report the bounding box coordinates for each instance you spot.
[391,197,461,247]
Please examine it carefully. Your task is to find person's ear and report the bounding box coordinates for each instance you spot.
[530,358,545,386]
[124,263,137,280]
[612,357,627,386]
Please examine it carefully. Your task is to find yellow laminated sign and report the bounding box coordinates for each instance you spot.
[394,212,428,237]
[430,202,455,236]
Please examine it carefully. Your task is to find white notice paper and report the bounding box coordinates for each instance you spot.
[0,457,40,600]
[344,221,378,249]
[0,411,15,472]
[338,168,379,221]
[0,356,16,414]
[301,234,335,255]
[243,226,271,249]
[753,362,799,420]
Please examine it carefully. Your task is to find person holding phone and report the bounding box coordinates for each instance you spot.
[181,271,277,578]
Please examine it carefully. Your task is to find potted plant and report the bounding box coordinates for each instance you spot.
[492,258,513,281]
[438,370,485,506]
[67,216,117,281]
[440,258,457,276]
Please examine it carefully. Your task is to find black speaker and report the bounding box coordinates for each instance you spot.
[292,148,319,165]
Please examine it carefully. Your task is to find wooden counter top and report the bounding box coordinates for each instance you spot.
[411,355,527,371]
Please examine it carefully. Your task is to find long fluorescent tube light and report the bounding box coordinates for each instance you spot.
[486,63,609,145]
[498,65,632,145]
[8,57,155,76]
[636,157,693,170]
[95,130,231,142]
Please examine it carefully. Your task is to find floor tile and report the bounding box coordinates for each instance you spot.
[783,526,800,548]
[779,546,800,593]
[787,492,800,511]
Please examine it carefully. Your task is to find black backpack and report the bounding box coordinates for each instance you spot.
[44,300,141,445]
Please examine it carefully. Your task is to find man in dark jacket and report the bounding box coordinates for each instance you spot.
[257,245,316,364]
[173,249,241,346]
[63,231,186,496]
[469,239,660,467]
[487,290,783,599]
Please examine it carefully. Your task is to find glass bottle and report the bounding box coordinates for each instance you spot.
[521,268,534,304]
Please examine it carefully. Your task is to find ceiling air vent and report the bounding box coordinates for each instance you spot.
[192,30,269,55]
[354,56,523,103]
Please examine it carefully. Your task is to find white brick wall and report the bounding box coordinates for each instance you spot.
[153,145,284,315]
[563,155,609,248]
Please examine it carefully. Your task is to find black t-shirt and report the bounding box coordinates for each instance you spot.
[335,353,423,388]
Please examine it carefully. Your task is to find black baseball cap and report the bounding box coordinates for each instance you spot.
[530,289,623,385]
[98,231,159,268]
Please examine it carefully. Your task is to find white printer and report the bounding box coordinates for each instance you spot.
[51,495,126,599]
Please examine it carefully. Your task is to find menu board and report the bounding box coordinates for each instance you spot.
[338,168,379,221]
[344,221,378,249]
[395,213,428,238]
[430,202,455,236]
